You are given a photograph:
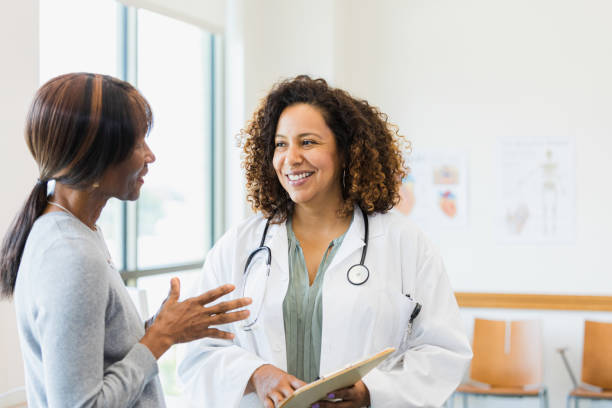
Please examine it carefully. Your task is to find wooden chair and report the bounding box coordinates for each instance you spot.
[450,318,548,408]
[565,320,612,408]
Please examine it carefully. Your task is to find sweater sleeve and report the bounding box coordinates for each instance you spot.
[33,241,159,408]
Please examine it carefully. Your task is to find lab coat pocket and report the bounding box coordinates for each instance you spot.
[372,291,418,352]
[374,293,419,371]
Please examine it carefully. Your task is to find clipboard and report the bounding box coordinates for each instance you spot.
[279,347,395,408]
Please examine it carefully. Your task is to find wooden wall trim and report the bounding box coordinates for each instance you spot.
[455,292,612,311]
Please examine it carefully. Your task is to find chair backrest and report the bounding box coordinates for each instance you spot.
[582,320,612,389]
[470,318,542,387]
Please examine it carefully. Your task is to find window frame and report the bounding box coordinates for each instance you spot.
[113,4,224,284]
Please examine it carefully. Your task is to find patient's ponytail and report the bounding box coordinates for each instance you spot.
[0,181,49,297]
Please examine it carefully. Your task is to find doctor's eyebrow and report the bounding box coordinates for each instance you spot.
[274,132,322,139]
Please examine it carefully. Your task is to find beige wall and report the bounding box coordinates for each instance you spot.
[0,0,38,393]
[332,0,612,296]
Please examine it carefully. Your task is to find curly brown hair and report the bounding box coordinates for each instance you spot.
[240,75,409,223]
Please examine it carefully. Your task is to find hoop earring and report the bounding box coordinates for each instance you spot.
[342,169,346,191]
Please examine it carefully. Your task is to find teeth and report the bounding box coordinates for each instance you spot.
[288,172,312,181]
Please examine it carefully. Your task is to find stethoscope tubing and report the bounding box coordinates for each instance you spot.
[243,210,422,330]
[251,210,369,285]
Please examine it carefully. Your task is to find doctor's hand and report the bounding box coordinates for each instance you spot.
[247,364,306,408]
[311,380,370,408]
[140,278,251,359]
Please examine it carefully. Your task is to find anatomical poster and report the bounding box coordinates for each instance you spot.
[396,149,469,230]
[497,137,575,243]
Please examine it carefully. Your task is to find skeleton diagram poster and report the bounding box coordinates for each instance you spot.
[396,149,469,230]
[497,137,575,243]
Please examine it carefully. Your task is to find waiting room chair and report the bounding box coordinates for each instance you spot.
[562,320,612,408]
[450,318,548,407]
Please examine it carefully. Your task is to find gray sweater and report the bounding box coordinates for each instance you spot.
[14,212,165,407]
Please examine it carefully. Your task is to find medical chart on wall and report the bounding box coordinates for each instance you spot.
[396,149,469,230]
[497,137,575,243]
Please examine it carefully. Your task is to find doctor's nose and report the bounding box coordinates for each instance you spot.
[285,143,303,165]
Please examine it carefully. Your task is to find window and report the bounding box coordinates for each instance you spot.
[135,9,212,269]
[40,1,223,404]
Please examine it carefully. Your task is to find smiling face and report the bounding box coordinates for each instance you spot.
[98,135,156,201]
[273,103,344,210]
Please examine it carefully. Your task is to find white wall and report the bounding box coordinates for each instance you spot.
[226,1,612,294]
[332,0,612,296]
[0,0,38,394]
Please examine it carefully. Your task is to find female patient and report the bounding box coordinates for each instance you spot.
[179,75,471,407]
[0,73,250,407]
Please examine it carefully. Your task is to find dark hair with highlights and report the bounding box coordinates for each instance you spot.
[240,75,408,223]
[0,73,152,298]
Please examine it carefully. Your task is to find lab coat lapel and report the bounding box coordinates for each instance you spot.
[258,220,289,369]
[326,207,366,273]
[320,207,368,374]
[267,221,289,279]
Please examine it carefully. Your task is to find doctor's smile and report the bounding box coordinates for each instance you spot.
[285,171,314,184]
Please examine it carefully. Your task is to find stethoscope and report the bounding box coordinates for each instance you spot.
[241,210,422,332]
[245,210,371,287]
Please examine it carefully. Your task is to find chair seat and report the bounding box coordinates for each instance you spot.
[456,383,544,396]
[570,387,612,399]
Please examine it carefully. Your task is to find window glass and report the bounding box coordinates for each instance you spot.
[136,9,211,268]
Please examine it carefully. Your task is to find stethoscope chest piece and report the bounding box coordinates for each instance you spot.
[347,263,370,285]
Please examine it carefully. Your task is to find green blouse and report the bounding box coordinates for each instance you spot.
[282,217,349,382]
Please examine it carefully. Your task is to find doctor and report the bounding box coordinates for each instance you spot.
[179,75,472,407]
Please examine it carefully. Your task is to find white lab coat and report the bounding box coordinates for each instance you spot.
[178,208,472,407]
